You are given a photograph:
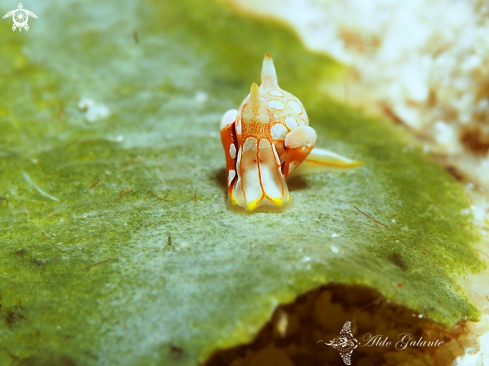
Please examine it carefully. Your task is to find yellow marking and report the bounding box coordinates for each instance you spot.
[247,199,261,211]
[229,193,238,205]
[305,159,363,168]
[269,197,284,206]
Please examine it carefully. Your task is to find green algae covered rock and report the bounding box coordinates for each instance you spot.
[0,0,483,365]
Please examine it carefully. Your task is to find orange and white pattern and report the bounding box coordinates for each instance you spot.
[220,54,361,211]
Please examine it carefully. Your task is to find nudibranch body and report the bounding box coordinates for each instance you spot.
[220,54,360,211]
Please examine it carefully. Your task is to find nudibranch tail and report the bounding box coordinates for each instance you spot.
[261,54,279,89]
[289,147,363,177]
[231,83,289,211]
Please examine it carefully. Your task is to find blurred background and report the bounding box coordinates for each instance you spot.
[232,0,489,194]
[1,1,489,366]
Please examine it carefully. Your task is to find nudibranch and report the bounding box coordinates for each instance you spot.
[220,54,361,211]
